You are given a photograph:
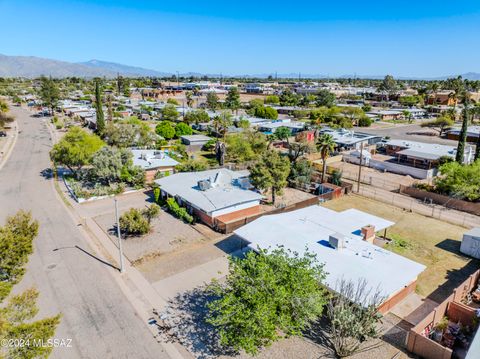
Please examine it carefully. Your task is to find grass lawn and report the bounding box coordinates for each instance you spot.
[322,195,480,302]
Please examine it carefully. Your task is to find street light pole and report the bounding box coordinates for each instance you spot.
[114,198,125,273]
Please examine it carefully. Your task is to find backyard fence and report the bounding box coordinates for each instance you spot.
[347,182,480,229]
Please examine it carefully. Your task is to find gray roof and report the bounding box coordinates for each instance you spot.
[387,140,458,160]
[180,135,212,143]
[155,169,263,214]
[131,150,179,170]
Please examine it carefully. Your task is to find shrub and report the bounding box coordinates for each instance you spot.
[153,186,161,204]
[119,204,160,236]
[357,116,372,127]
[166,198,194,223]
[119,208,150,235]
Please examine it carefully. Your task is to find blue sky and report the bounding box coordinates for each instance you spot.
[1,0,480,77]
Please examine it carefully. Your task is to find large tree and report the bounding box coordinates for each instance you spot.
[155,120,176,140]
[317,133,336,183]
[38,76,60,115]
[421,115,454,136]
[225,87,241,114]
[207,247,328,355]
[456,97,470,163]
[378,75,397,101]
[161,104,179,121]
[250,150,290,205]
[0,211,61,359]
[94,79,105,134]
[315,89,336,107]
[49,127,104,177]
[206,92,220,112]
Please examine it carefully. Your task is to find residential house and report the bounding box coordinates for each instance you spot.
[426,91,457,106]
[320,128,381,151]
[155,169,263,229]
[447,126,480,142]
[234,205,426,314]
[131,149,179,183]
[180,134,212,151]
[383,139,474,169]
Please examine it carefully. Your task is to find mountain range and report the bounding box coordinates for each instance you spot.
[0,53,479,80]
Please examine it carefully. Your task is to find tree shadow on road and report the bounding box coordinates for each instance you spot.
[158,287,237,359]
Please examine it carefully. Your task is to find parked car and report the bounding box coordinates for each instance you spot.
[0,131,7,137]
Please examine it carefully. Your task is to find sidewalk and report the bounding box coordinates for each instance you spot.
[44,115,187,358]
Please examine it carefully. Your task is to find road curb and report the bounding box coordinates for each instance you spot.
[0,120,18,171]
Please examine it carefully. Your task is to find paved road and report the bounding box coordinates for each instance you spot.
[0,106,169,359]
[358,123,459,145]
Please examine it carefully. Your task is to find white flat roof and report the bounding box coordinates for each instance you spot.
[131,150,179,170]
[386,139,461,160]
[155,169,263,214]
[234,206,425,303]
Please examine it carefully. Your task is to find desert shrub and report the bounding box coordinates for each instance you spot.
[153,186,161,204]
[166,198,194,223]
[119,204,160,236]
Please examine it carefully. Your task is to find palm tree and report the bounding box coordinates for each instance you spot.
[316,134,336,183]
[185,91,194,108]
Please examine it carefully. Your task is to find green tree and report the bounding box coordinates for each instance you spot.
[185,91,194,107]
[225,87,241,114]
[50,127,104,177]
[316,133,336,183]
[167,98,180,105]
[0,211,61,359]
[265,95,279,104]
[213,111,233,142]
[94,79,105,134]
[162,104,179,121]
[421,116,454,136]
[378,75,397,101]
[175,122,193,137]
[38,76,60,115]
[435,161,480,201]
[315,89,336,107]
[183,109,209,125]
[279,89,300,107]
[155,121,176,140]
[206,92,219,112]
[456,97,470,163]
[254,106,278,119]
[250,150,290,204]
[207,247,328,355]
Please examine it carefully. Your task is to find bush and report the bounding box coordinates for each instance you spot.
[119,208,150,235]
[155,121,176,140]
[166,198,194,223]
[119,204,160,236]
[153,186,161,204]
[176,158,208,172]
[357,116,372,127]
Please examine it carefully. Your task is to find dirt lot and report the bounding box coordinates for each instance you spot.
[322,195,480,302]
[260,187,317,210]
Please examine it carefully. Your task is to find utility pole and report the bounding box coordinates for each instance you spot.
[176,71,180,87]
[357,141,364,193]
[114,198,125,273]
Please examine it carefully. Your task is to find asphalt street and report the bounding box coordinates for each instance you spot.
[0,106,169,359]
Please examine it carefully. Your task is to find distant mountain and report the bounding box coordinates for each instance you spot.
[79,59,171,77]
[0,54,118,78]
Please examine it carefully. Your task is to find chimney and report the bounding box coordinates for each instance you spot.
[361,225,375,244]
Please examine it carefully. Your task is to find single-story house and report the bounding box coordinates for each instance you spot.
[180,134,212,151]
[447,126,480,142]
[234,205,426,314]
[155,169,264,228]
[320,128,381,151]
[258,121,305,134]
[131,149,179,182]
[384,139,474,169]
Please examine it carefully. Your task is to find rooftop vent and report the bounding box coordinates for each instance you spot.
[329,233,346,251]
[198,179,211,191]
